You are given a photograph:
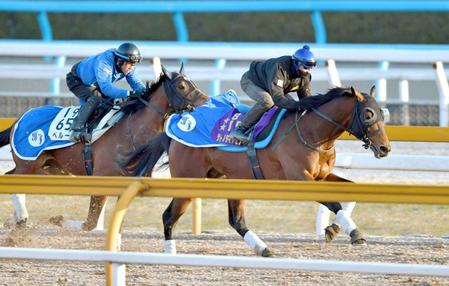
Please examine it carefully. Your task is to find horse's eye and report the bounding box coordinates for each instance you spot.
[178,83,186,90]
[364,110,374,120]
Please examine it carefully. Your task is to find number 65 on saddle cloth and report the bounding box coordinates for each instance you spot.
[11,105,122,160]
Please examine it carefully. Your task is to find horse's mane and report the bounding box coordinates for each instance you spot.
[120,74,167,114]
[298,87,355,111]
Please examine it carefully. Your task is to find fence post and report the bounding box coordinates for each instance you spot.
[152,57,162,78]
[399,79,410,125]
[326,59,341,87]
[210,59,226,96]
[192,198,202,235]
[376,61,389,105]
[105,181,146,286]
[49,56,66,100]
[433,61,449,127]
[311,11,326,44]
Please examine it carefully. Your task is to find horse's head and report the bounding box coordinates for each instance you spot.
[347,86,391,158]
[160,64,209,113]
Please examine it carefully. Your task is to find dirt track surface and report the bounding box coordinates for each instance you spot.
[1,142,449,285]
[1,227,448,286]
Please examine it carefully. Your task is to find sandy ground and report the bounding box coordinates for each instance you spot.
[0,227,448,286]
[0,141,449,285]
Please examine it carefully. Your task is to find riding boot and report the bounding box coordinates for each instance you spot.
[70,96,100,143]
[230,106,267,144]
[229,124,250,144]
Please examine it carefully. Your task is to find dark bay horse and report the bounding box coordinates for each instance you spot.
[0,66,209,230]
[129,86,391,256]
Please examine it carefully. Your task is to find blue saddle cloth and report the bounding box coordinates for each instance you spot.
[11,106,75,160]
[165,90,241,147]
[11,105,122,160]
[165,90,287,150]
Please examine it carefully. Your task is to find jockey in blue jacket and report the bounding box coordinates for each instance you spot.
[230,45,316,144]
[66,42,145,142]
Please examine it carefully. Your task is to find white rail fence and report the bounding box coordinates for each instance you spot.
[1,247,448,286]
[1,41,449,124]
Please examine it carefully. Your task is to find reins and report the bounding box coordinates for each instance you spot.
[277,96,380,152]
[136,96,168,118]
[294,109,336,153]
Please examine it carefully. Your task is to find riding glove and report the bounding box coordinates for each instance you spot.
[129,89,145,98]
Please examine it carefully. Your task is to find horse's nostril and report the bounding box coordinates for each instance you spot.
[380,146,390,153]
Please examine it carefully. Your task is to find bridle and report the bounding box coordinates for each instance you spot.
[123,72,206,150]
[162,74,199,114]
[133,73,202,119]
[296,95,384,151]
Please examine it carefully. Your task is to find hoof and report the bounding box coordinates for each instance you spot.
[3,216,27,229]
[16,218,27,228]
[49,215,64,227]
[261,248,273,257]
[81,221,96,231]
[350,229,367,245]
[324,224,341,242]
[352,238,367,246]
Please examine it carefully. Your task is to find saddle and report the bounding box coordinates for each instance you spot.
[84,100,115,138]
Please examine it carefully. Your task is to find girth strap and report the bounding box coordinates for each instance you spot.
[83,142,93,176]
[246,140,264,179]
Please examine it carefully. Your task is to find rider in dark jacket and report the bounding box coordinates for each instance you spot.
[230,45,316,144]
[66,42,145,142]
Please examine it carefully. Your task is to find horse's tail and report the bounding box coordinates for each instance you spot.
[0,126,12,147]
[120,132,172,177]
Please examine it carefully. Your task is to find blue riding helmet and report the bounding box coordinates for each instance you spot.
[292,45,316,70]
[114,42,142,64]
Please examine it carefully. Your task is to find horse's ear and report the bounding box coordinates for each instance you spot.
[369,85,376,97]
[161,65,171,79]
[350,86,356,96]
[179,62,184,75]
[351,86,365,102]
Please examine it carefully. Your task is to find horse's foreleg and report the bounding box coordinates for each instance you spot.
[324,173,356,215]
[321,173,365,245]
[162,198,191,254]
[82,195,107,231]
[11,194,28,227]
[6,168,28,228]
[228,199,272,257]
[315,173,350,237]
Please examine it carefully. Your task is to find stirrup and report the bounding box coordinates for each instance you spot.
[230,130,251,144]
[70,130,91,143]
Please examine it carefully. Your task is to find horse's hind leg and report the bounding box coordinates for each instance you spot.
[162,198,192,254]
[82,195,107,231]
[228,199,272,257]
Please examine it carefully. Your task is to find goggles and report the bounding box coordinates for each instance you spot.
[297,60,316,70]
[118,54,142,64]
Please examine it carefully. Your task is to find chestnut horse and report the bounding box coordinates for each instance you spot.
[128,86,391,256]
[0,66,209,230]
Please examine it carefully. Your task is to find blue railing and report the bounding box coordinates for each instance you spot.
[1,1,448,96]
[1,1,449,44]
